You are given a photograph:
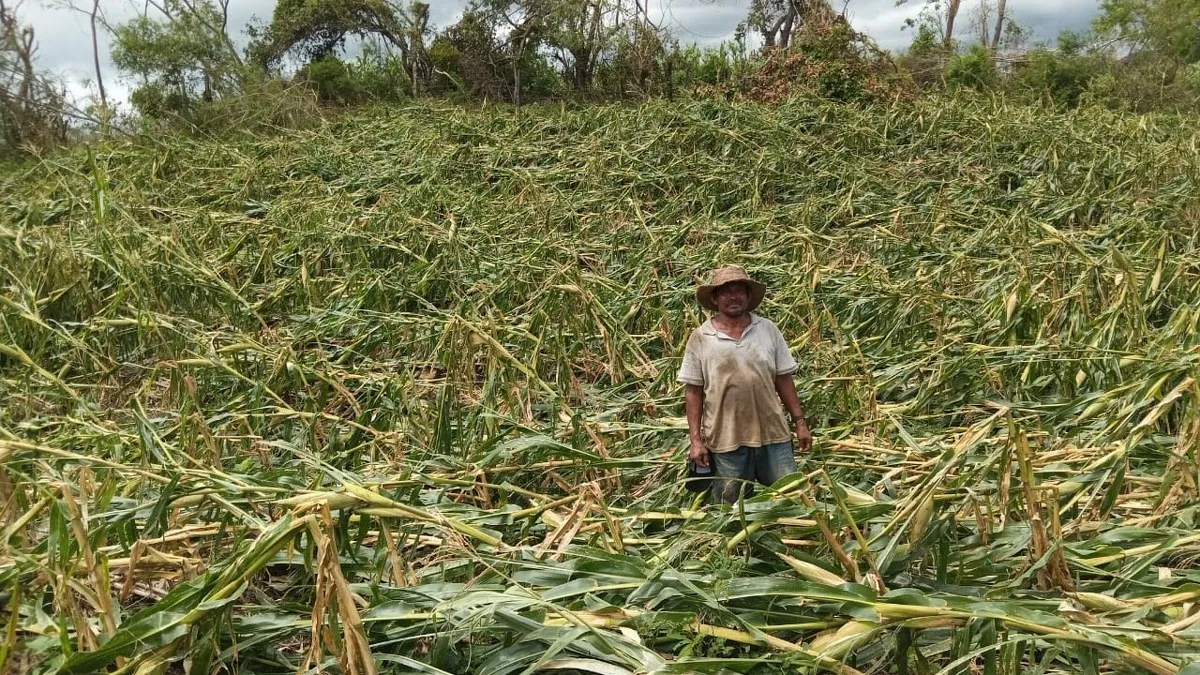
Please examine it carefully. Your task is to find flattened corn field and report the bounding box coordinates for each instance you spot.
[2,97,1200,675]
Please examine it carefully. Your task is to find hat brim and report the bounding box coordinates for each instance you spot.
[696,279,766,312]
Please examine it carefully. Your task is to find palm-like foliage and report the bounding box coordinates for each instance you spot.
[2,96,1200,674]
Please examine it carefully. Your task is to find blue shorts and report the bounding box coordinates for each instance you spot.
[710,441,798,504]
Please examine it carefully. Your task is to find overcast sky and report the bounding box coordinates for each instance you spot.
[22,0,1101,107]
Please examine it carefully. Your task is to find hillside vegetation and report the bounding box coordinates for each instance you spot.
[2,96,1200,673]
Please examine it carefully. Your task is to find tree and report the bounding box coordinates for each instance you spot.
[88,0,106,106]
[251,0,432,95]
[742,0,837,49]
[946,43,996,89]
[612,18,669,95]
[545,0,610,91]
[432,10,505,97]
[432,4,562,103]
[989,0,1007,52]
[406,2,430,94]
[481,0,672,96]
[900,0,963,49]
[943,0,962,48]
[0,0,69,151]
[255,0,403,65]
[1087,0,1200,111]
[473,0,557,104]
[48,0,117,109]
[112,0,246,117]
[1095,0,1200,64]
[971,0,1024,53]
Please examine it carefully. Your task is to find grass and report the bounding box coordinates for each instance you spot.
[1,93,1200,674]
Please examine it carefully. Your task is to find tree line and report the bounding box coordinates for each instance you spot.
[1,0,1198,155]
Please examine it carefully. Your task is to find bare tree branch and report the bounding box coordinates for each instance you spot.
[177,0,243,66]
[91,0,106,106]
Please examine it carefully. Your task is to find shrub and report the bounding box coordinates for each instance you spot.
[704,20,907,104]
[897,24,950,91]
[946,44,997,91]
[301,56,365,104]
[1011,48,1108,107]
[1082,52,1200,112]
[129,83,193,119]
[428,37,462,94]
[184,76,323,135]
[348,52,410,100]
[1187,62,1200,89]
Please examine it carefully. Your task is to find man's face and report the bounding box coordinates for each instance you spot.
[714,282,750,317]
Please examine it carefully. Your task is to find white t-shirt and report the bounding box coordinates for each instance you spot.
[677,314,798,453]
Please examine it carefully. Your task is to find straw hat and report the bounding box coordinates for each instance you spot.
[696,266,767,312]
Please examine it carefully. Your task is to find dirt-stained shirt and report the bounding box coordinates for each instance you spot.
[677,314,799,453]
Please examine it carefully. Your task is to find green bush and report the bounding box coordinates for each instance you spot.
[696,43,744,85]
[704,21,905,104]
[1082,53,1200,112]
[187,76,322,134]
[521,52,565,99]
[946,44,997,90]
[1011,48,1107,107]
[428,37,462,93]
[128,75,322,137]
[1007,28,1200,112]
[129,83,193,118]
[296,53,412,104]
[301,56,364,104]
[1185,62,1200,89]
[908,23,940,55]
[666,42,754,98]
[816,61,864,101]
[348,52,410,100]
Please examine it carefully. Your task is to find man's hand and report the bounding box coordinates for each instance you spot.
[795,418,813,452]
[689,440,710,468]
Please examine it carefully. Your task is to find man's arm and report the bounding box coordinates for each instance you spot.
[775,375,812,451]
[685,383,709,467]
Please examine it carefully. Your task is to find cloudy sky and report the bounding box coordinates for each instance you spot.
[21,0,1101,107]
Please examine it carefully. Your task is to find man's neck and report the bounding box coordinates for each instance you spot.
[712,313,752,330]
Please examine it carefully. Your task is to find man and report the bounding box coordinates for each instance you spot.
[678,266,812,503]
